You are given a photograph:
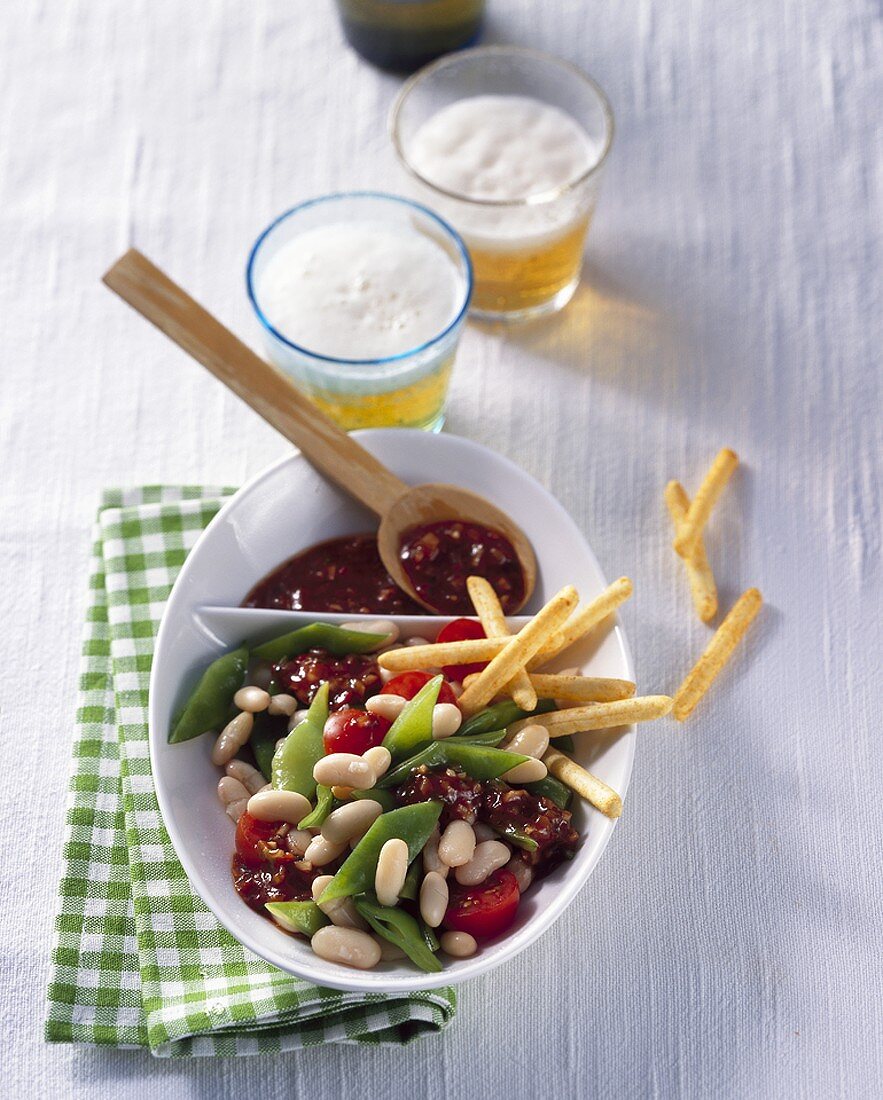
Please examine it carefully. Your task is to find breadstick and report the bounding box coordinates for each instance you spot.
[543,747,622,819]
[665,480,718,622]
[467,576,536,710]
[673,448,738,559]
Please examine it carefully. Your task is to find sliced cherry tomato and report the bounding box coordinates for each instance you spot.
[235,813,290,867]
[322,707,391,755]
[443,868,520,939]
[380,670,458,707]
[436,618,488,681]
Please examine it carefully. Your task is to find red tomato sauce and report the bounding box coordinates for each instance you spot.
[398,520,525,615]
[242,533,424,615]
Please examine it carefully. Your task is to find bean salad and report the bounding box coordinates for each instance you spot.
[170,618,582,972]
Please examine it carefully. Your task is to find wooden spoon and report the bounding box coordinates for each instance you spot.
[102,249,537,613]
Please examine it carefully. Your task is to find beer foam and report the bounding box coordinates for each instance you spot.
[408,95,599,251]
[257,222,466,360]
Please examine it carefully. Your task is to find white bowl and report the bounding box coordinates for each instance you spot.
[149,429,635,993]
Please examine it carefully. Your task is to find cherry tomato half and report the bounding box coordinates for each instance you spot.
[443,868,520,939]
[436,618,488,681]
[380,670,458,707]
[322,707,391,755]
[235,812,291,867]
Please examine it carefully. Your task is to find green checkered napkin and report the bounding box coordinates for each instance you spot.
[45,486,456,1056]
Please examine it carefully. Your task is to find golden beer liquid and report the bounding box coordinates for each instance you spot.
[304,355,454,431]
[468,216,591,315]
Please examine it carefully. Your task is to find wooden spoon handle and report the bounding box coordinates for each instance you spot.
[102,249,410,517]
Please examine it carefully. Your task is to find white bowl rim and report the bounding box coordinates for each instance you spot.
[148,429,636,993]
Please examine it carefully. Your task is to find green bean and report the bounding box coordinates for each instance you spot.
[456,728,507,746]
[169,644,249,743]
[456,698,556,739]
[378,742,530,788]
[271,683,330,798]
[525,774,573,808]
[250,711,290,780]
[494,824,538,852]
[252,622,387,664]
[381,675,442,759]
[298,784,334,829]
[265,900,328,938]
[318,802,441,904]
[420,921,440,954]
[350,787,396,812]
[399,857,422,901]
[353,895,442,973]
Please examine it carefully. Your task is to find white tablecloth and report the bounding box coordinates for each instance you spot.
[2,1,880,1095]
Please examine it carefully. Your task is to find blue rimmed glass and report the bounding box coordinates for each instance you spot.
[246,192,472,432]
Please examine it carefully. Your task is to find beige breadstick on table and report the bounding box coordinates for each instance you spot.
[673,587,763,720]
[673,448,739,559]
[665,480,718,622]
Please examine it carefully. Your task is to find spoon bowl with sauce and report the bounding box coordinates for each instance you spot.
[103,249,536,614]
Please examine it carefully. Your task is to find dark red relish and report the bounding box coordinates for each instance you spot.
[398,519,525,615]
[243,533,423,615]
[396,766,484,826]
[273,647,381,710]
[482,782,579,871]
[232,855,320,913]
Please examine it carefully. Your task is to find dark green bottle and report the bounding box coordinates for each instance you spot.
[335,0,484,72]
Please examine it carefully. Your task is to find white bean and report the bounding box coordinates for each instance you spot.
[379,666,397,685]
[304,834,348,867]
[267,693,298,716]
[440,930,477,958]
[247,788,311,825]
[224,759,266,795]
[340,619,399,649]
[405,636,430,647]
[438,820,476,868]
[310,926,381,970]
[472,822,496,843]
[362,745,392,777]
[321,799,383,845]
[288,709,311,731]
[455,840,511,886]
[431,703,462,740]
[311,876,368,930]
[217,776,249,822]
[419,871,449,928]
[422,827,449,878]
[365,694,407,721]
[233,686,270,713]
[377,938,407,961]
[509,858,534,893]
[503,723,550,760]
[375,838,409,907]
[501,757,548,784]
[211,711,254,766]
[313,753,376,790]
[285,829,313,856]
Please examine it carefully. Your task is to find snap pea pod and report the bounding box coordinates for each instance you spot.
[524,774,573,808]
[271,683,330,798]
[318,802,442,904]
[399,857,422,901]
[169,644,249,743]
[353,895,442,973]
[350,787,396,812]
[421,921,440,954]
[250,711,291,780]
[456,698,557,739]
[378,742,530,789]
[252,622,387,663]
[297,784,334,829]
[495,824,539,852]
[456,728,507,747]
[265,900,329,938]
[381,675,442,759]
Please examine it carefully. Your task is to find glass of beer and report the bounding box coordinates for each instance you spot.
[247,193,472,432]
[390,47,614,321]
